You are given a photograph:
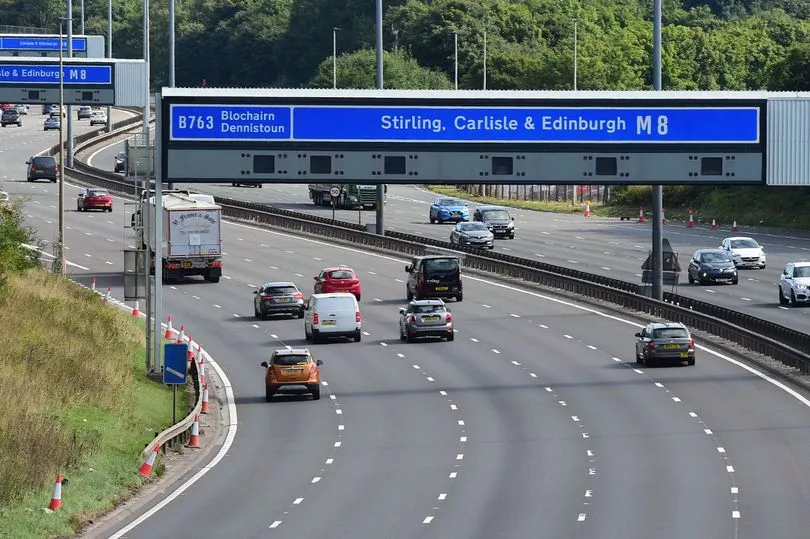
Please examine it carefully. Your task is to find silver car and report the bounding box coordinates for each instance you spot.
[399,299,454,342]
[449,221,494,249]
[778,262,810,306]
[634,322,695,366]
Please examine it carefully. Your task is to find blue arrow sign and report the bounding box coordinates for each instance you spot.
[163,343,188,385]
[0,36,87,51]
[0,64,112,85]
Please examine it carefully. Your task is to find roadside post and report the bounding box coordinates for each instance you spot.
[163,342,188,424]
[330,185,340,222]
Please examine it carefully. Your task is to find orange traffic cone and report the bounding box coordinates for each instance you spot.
[198,348,206,388]
[186,415,201,448]
[583,201,591,217]
[132,301,140,317]
[201,384,210,414]
[164,316,174,339]
[103,287,111,303]
[138,443,161,478]
[662,208,668,225]
[47,474,63,511]
[638,206,645,223]
[687,210,696,227]
[711,218,718,231]
[731,220,739,232]
[176,325,185,344]
[187,336,195,361]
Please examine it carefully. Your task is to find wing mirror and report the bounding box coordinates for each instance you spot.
[398,307,406,314]
[313,276,318,280]
[634,332,642,338]
[405,265,412,272]
[253,290,258,294]
[316,360,323,366]
[260,361,268,368]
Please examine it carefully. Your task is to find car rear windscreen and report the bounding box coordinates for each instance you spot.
[33,157,55,166]
[267,286,297,295]
[328,270,354,279]
[272,355,309,366]
[423,258,459,277]
[654,328,689,339]
[88,190,108,197]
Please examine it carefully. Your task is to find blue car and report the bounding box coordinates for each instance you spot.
[429,197,469,224]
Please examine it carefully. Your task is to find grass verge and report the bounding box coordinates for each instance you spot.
[0,269,183,539]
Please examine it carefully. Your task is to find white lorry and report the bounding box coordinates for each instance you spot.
[135,192,223,283]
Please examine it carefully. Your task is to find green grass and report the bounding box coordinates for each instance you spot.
[0,270,183,539]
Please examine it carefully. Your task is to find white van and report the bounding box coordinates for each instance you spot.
[304,293,361,344]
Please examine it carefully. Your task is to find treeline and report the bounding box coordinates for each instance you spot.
[2,0,810,91]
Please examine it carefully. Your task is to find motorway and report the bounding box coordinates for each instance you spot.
[7,128,810,537]
[84,135,810,334]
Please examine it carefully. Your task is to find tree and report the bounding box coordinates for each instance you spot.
[310,49,452,89]
[769,42,810,90]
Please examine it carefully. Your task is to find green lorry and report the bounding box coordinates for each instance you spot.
[308,184,386,210]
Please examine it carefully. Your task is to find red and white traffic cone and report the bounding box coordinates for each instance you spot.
[687,209,696,227]
[197,347,206,388]
[164,315,174,339]
[201,384,210,414]
[132,301,140,317]
[138,443,161,478]
[711,218,718,231]
[47,474,63,511]
[638,206,645,223]
[731,220,739,232]
[176,325,185,344]
[103,287,111,303]
[662,208,668,225]
[583,201,591,217]
[186,415,201,448]
[91,278,96,292]
[187,336,195,361]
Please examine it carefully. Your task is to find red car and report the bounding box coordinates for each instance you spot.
[314,266,362,300]
[77,188,113,212]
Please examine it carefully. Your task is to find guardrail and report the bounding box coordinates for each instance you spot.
[65,128,810,374]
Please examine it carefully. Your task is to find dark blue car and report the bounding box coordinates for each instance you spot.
[688,249,738,285]
[429,197,469,224]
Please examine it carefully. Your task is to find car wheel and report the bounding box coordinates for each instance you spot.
[731,278,738,285]
[298,308,305,319]
[265,387,274,402]
[304,326,311,341]
[430,216,435,224]
[354,330,361,343]
[488,245,494,250]
[687,272,694,284]
[635,349,643,364]
[406,286,413,301]
[791,291,799,307]
[688,358,696,366]
[107,207,113,212]
[356,293,361,301]
[406,331,414,343]
[312,329,322,344]
[310,385,321,400]
[509,233,515,239]
[400,326,407,341]
[446,332,454,341]
[455,292,463,302]
[779,287,789,306]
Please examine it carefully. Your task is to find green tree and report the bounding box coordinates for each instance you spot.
[769,42,810,90]
[310,49,452,89]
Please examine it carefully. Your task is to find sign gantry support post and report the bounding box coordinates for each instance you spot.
[374,0,385,236]
[67,0,75,168]
[651,0,664,301]
[152,98,163,377]
[57,20,68,277]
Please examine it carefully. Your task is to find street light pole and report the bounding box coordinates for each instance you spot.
[80,0,85,35]
[651,0,663,300]
[374,0,385,236]
[169,0,175,87]
[573,18,578,91]
[332,27,339,89]
[66,0,74,168]
[58,18,70,277]
[106,0,113,132]
[453,31,458,90]
[483,29,487,90]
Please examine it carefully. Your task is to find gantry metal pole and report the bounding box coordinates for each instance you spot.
[66,0,74,168]
[152,99,163,375]
[106,0,113,132]
[651,0,663,300]
[58,19,68,277]
[374,0,385,236]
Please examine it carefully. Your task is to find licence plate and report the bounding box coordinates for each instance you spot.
[423,315,440,321]
[283,368,303,375]
[182,261,192,268]
[664,344,679,349]
[275,297,290,302]
[680,353,689,358]
[321,320,336,326]
[435,286,448,291]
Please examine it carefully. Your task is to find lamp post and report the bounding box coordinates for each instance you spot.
[651,0,664,300]
[483,29,487,90]
[80,0,85,34]
[57,17,71,277]
[66,1,74,168]
[332,27,340,89]
[453,31,458,90]
[573,18,578,90]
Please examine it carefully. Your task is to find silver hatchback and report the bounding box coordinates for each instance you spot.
[635,322,695,366]
[399,299,454,342]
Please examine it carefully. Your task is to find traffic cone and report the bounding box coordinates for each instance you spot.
[164,315,174,339]
[186,415,201,448]
[201,383,210,414]
[132,301,140,317]
[103,287,111,303]
[583,201,591,217]
[687,210,696,227]
[731,220,739,232]
[176,325,185,344]
[197,348,206,388]
[638,206,645,223]
[187,336,195,361]
[138,443,161,477]
[91,277,96,292]
[47,474,63,511]
[711,218,718,231]
[662,208,667,225]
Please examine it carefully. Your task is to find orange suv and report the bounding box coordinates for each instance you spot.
[260,348,323,401]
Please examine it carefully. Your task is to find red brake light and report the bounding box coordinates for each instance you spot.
[689,339,695,349]
[408,315,416,323]
[261,295,271,301]
[356,311,361,323]
[313,313,319,324]
[293,292,303,299]
[647,341,655,350]
[445,313,452,323]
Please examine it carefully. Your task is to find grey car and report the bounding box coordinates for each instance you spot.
[254,281,305,319]
[449,221,494,249]
[1,109,22,127]
[399,299,454,342]
[635,322,695,366]
[473,205,515,239]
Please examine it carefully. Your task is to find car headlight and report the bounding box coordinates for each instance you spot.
[797,284,807,290]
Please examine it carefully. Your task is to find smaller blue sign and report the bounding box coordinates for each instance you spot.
[163,343,188,385]
[169,105,292,141]
[0,37,87,52]
[0,64,111,85]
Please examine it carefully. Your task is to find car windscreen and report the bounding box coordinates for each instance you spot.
[482,210,510,220]
[327,270,354,279]
[794,266,810,277]
[653,328,689,339]
[730,239,759,249]
[265,286,297,295]
[272,355,310,366]
[459,223,488,232]
[423,258,459,277]
[438,198,464,206]
[700,252,730,263]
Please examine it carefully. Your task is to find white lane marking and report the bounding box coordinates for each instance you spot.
[423,516,434,524]
[293,498,303,505]
[456,454,464,460]
[732,511,741,519]
[321,381,329,386]
[510,313,520,318]
[270,334,278,339]
[672,397,681,402]
[326,458,334,464]
[564,334,573,339]
[270,266,279,270]
[397,353,405,358]
[689,412,698,418]
[492,349,500,354]
[482,304,491,308]
[470,338,479,342]
[726,465,735,473]
[311,477,321,483]
[584,490,592,497]
[511,361,521,366]
[741,297,751,301]
[426,377,435,382]
[539,324,548,329]
[582,433,590,438]
[704,428,713,434]
[587,450,594,457]
[577,513,587,522]
[655,382,664,388]
[438,493,447,501]
[338,425,345,431]
[458,420,465,426]
[380,342,388,347]
[587,345,598,350]
[412,364,420,369]
[329,395,336,400]
[440,391,447,396]
[251,324,260,329]
[545,387,553,392]
[247,283,256,288]
[374,298,382,302]
[223,275,232,279]
[83,253,92,257]
[633,369,644,374]
[244,258,252,263]
[588,468,596,475]
[558,401,567,406]
[269,521,282,529]
[572,416,580,422]
[395,278,404,283]
[601,266,611,271]
[717,447,726,453]
[449,472,457,478]
[529,373,537,377]
[336,409,342,415]
[367,271,376,275]
[450,404,457,410]
[105,261,113,265]
[460,436,467,442]
[731,487,739,494]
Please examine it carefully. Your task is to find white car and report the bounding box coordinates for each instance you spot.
[720,236,766,269]
[303,293,361,344]
[779,262,810,306]
[89,111,107,126]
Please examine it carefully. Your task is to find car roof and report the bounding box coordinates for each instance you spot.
[322,266,354,272]
[792,261,810,267]
[477,205,508,211]
[271,348,311,356]
[414,255,460,261]
[311,292,357,299]
[724,236,756,241]
[262,281,297,287]
[648,322,688,330]
[410,299,446,306]
[695,248,726,254]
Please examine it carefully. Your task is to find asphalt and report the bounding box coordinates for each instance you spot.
[5,129,810,537]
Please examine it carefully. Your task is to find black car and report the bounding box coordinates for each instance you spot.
[1,109,22,127]
[405,255,462,302]
[253,281,305,319]
[687,249,738,285]
[473,205,515,239]
[26,156,58,183]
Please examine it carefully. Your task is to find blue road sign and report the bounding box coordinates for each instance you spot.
[0,36,87,52]
[170,105,292,141]
[0,64,112,85]
[163,343,188,385]
[168,104,759,144]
